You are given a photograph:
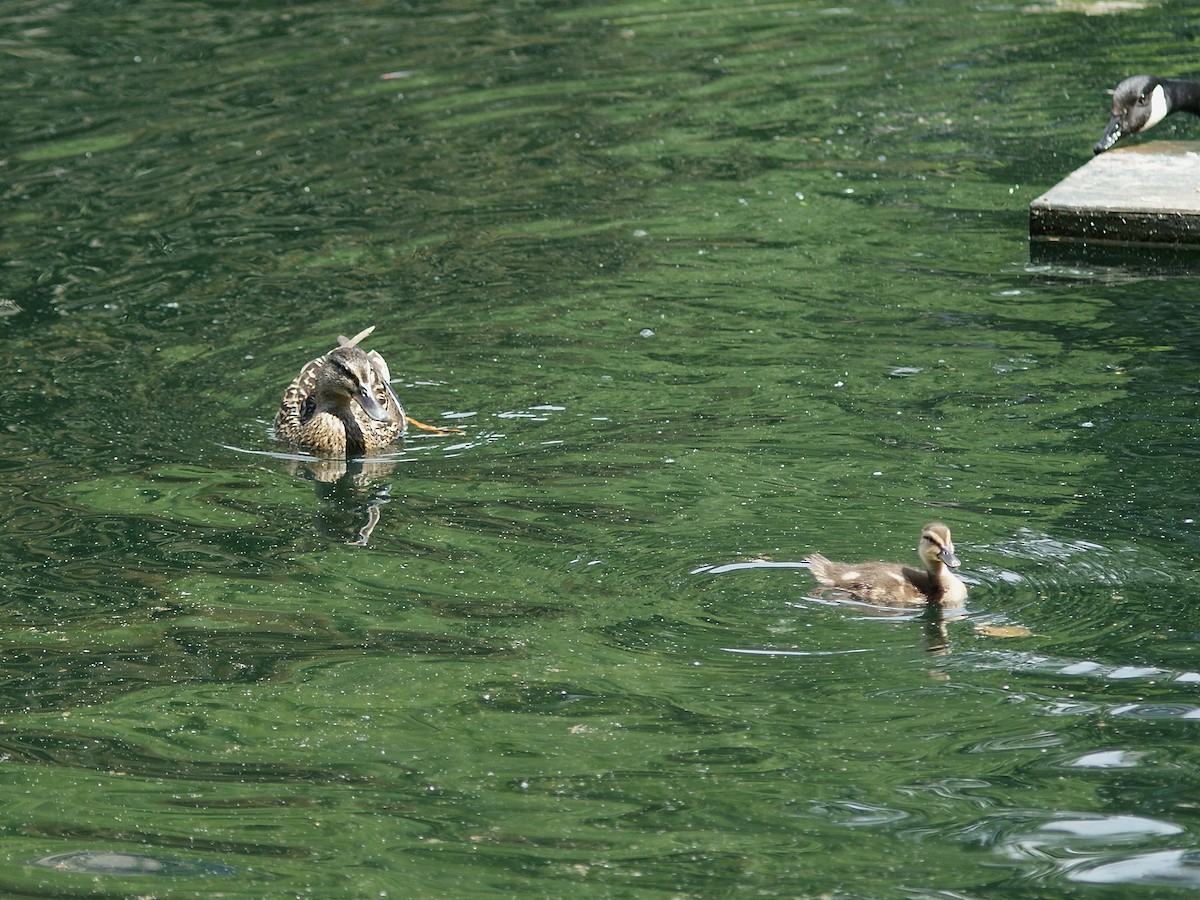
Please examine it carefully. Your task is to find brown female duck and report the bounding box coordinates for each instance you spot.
[805,522,967,607]
[274,326,405,457]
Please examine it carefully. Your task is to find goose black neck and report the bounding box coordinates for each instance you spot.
[1163,79,1200,115]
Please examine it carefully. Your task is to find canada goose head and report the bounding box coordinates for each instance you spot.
[315,346,392,422]
[918,522,960,571]
[1095,75,1172,154]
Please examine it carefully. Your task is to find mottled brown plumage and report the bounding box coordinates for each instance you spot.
[274,326,405,457]
[805,522,967,607]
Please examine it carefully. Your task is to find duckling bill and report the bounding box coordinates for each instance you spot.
[1095,75,1200,154]
[805,522,967,607]
[274,326,405,457]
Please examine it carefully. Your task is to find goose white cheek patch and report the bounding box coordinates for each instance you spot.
[1145,83,1169,130]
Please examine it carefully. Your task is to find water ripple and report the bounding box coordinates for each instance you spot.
[1070,850,1200,886]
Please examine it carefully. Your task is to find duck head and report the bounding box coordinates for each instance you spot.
[316,346,392,422]
[918,522,960,570]
[1095,75,1170,154]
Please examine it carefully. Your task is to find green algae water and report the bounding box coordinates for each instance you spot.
[5,0,1200,895]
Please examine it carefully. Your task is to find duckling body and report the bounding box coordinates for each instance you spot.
[805,522,967,608]
[1095,75,1200,153]
[274,327,405,457]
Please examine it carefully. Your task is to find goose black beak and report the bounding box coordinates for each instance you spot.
[1094,116,1123,154]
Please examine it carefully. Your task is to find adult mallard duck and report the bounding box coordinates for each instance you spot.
[274,326,406,457]
[805,522,968,608]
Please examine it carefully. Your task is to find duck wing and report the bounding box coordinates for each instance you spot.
[277,350,330,430]
[806,555,931,606]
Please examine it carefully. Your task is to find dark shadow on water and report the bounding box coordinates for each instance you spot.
[1029,239,1200,279]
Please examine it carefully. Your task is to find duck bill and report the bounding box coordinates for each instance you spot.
[356,389,391,422]
[1094,116,1123,154]
[938,548,961,569]
[382,379,405,423]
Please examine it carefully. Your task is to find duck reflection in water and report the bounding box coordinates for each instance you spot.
[281,456,396,546]
[273,326,462,546]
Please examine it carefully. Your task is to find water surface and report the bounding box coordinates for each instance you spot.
[4,0,1200,895]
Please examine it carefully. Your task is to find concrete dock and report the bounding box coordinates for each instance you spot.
[1030,141,1200,247]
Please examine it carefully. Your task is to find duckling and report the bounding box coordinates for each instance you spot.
[1095,75,1200,153]
[805,522,967,608]
[274,326,405,457]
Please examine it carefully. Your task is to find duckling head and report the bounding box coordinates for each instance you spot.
[1095,75,1169,154]
[918,522,960,570]
[315,346,392,422]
